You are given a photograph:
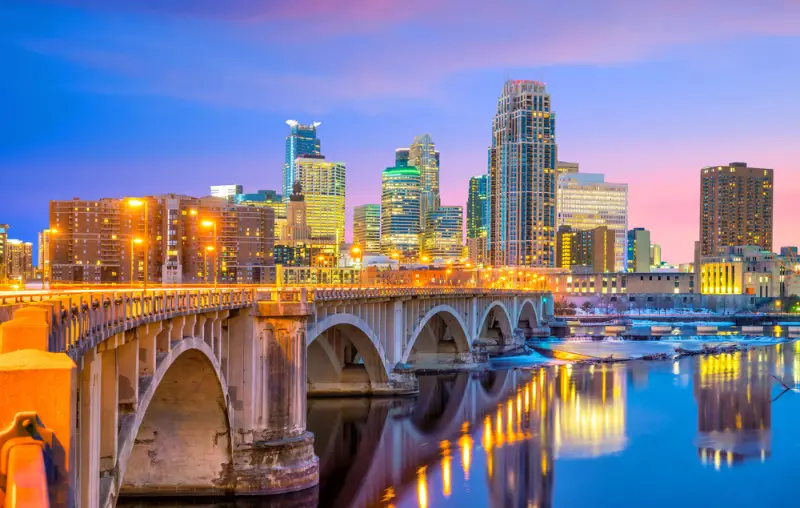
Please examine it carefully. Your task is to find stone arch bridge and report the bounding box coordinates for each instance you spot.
[0,286,552,507]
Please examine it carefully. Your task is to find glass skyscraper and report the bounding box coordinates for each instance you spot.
[422,206,463,260]
[381,166,421,257]
[489,80,557,267]
[283,120,321,200]
[294,155,346,246]
[353,204,381,254]
[467,174,490,239]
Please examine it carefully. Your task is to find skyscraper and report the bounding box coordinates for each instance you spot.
[489,80,558,267]
[399,134,440,228]
[283,182,312,245]
[700,162,773,256]
[294,155,346,246]
[234,190,285,242]
[467,174,490,239]
[650,244,662,267]
[381,166,421,257]
[284,120,322,200]
[0,224,8,282]
[557,173,628,272]
[395,148,410,168]
[6,239,33,281]
[353,204,381,254]
[627,228,651,273]
[422,206,463,260]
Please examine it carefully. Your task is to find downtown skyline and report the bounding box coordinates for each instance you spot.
[2,0,800,263]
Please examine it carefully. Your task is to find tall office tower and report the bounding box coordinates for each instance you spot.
[557,161,580,175]
[0,223,8,282]
[626,228,651,273]
[700,162,773,256]
[395,148,410,168]
[209,185,243,202]
[650,244,662,267]
[6,239,33,281]
[235,190,285,242]
[381,166,422,257]
[467,175,490,239]
[402,134,440,228]
[294,155,346,246]
[556,225,615,273]
[557,173,628,272]
[50,196,274,284]
[353,204,381,254]
[283,182,312,246]
[422,206,464,260]
[284,120,322,200]
[489,80,558,267]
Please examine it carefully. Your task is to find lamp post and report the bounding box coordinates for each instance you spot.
[42,228,58,290]
[204,245,215,284]
[201,220,218,287]
[130,237,143,287]
[127,199,149,292]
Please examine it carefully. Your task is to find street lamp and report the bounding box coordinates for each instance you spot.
[130,237,143,285]
[200,220,218,287]
[42,228,58,289]
[204,245,215,284]
[127,198,149,291]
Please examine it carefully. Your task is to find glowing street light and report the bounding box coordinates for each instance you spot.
[127,198,149,292]
[200,219,218,287]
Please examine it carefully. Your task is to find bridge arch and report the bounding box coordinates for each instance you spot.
[115,338,233,499]
[517,298,541,338]
[306,313,391,393]
[410,373,472,438]
[404,304,471,364]
[477,301,514,343]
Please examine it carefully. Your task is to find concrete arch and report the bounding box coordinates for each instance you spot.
[306,313,392,392]
[516,298,541,338]
[114,338,233,501]
[404,305,471,363]
[517,298,541,327]
[477,301,514,342]
[409,373,471,438]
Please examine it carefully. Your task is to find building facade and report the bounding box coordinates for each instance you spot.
[699,245,787,297]
[627,228,651,273]
[700,162,773,256]
[547,271,696,295]
[557,173,628,272]
[294,155,346,247]
[556,225,615,273]
[0,224,8,282]
[489,80,558,267]
[422,206,463,260]
[284,120,322,200]
[209,185,243,202]
[381,166,422,257]
[467,174,490,240]
[353,204,381,254]
[234,190,285,242]
[6,239,33,281]
[406,134,440,227]
[650,244,662,268]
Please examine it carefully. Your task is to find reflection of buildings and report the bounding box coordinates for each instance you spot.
[552,364,627,458]
[694,352,771,469]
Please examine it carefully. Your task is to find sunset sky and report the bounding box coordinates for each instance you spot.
[2,0,799,262]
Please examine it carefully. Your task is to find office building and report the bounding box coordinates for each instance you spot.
[6,239,33,281]
[0,224,8,282]
[422,206,463,260]
[650,244,662,268]
[558,173,628,272]
[489,80,557,267]
[556,225,615,273]
[700,162,773,256]
[467,174,490,239]
[294,155,346,247]
[50,196,274,284]
[395,148,410,168]
[557,161,579,175]
[353,204,381,254]
[38,229,54,277]
[381,166,422,257]
[209,185,243,202]
[627,228,651,273]
[235,190,285,242]
[284,120,322,201]
[283,182,312,246]
[407,134,440,226]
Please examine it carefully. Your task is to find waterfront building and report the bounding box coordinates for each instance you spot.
[235,190,285,242]
[353,204,381,254]
[6,239,33,281]
[50,196,274,284]
[556,225,615,273]
[489,80,558,267]
[699,245,787,297]
[627,228,651,273]
[284,120,322,200]
[209,184,243,202]
[294,155,346,248]
[700,162,773,256]
[558,173,628,271]
[381,166,422,258]
[650,244,662,268]
[546,271,696,296]
[0,223,8,282]
[422,206,463,260]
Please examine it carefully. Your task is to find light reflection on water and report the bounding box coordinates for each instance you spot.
[121,342,800,508]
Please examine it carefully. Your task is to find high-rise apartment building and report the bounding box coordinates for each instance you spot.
[381,166,421,257]
[294,155,346,247]
[627,228,651,273]
[422,206,463,260]
[467,175,490,239]
[489,80,557,267]
[235,190,285,242]
[556,225,615,273]
[210,185,243,202]
[557,173,628,272]
[284,120,322,200]
[0,224,8,282]
[6,239,33,281]
[650,244,662,267]
[50,196,274,284]
[700,162,773,256]
[353,204,381,254]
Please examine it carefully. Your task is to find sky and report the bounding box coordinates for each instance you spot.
[1,0,799,263]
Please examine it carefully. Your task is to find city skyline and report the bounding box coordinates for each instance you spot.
[2,1,799,263]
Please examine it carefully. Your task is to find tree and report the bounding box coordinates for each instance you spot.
[580,301,593,314]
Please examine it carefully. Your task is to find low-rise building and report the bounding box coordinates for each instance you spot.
[699,245,790,297]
